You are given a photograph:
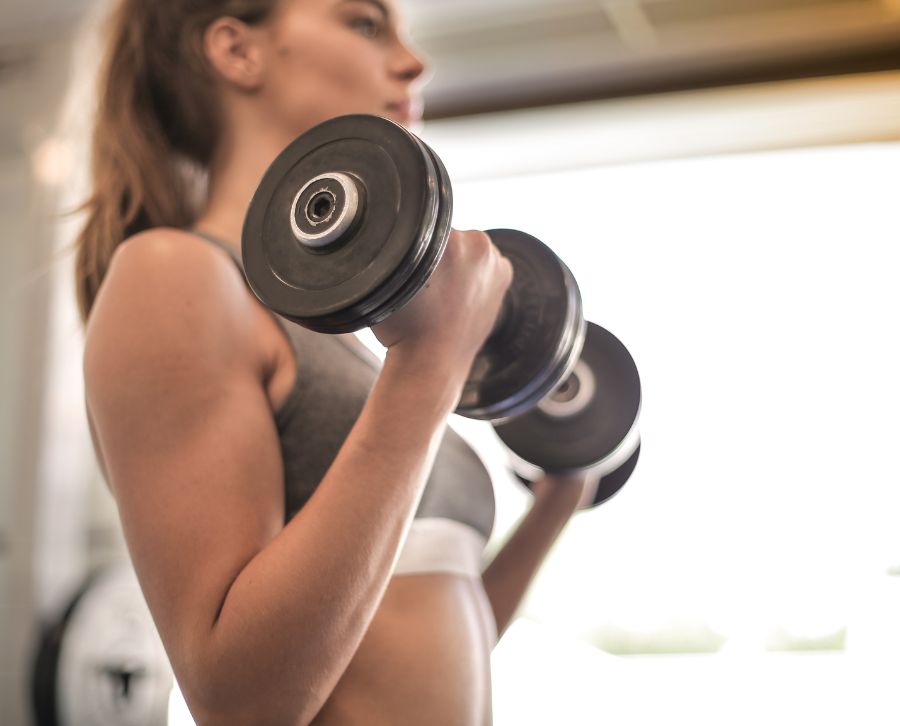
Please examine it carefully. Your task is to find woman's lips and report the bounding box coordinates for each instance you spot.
[386,98,421,122]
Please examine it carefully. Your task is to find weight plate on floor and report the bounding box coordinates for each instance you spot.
[32,562,173,726]
[456,229,586,420]
[242,114,451,332]
[493,321,641,471]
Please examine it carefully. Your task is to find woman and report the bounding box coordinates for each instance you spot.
[77,0,599,723]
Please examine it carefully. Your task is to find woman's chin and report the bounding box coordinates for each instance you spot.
[386,114,424,134]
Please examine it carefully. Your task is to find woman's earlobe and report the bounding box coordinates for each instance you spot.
[204,17,265,91]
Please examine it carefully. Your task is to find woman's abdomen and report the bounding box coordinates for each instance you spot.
[311,573,496,726]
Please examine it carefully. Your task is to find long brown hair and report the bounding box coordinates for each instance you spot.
[74,0,279,324]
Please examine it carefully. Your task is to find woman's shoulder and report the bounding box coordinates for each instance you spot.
[112,226,241,285]
[99,225,247,310]
[85,226,258,371]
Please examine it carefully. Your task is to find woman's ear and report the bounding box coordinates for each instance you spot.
[204,17,266,92]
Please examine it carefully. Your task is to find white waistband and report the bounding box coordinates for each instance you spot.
[392,518,487,578]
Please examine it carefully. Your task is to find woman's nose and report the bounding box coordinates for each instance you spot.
[392,39,430,84]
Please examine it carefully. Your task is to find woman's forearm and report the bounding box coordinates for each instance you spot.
[193,348,469,723]
[481,487,579,638]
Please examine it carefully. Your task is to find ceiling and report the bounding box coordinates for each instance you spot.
[404,0,900,116]
[1,0,899,118]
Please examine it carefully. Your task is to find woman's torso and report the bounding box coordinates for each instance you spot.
[195,231,498,725]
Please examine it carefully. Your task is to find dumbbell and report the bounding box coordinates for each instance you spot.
[498,321,642,507]
[242,113,641,504]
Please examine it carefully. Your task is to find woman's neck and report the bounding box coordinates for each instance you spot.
[195,123,299,253]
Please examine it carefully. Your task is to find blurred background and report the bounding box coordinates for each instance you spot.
[3,0,900,724]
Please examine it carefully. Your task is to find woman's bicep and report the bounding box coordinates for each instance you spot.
[83,232,285,691]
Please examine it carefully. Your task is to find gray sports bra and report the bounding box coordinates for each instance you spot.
[190,230,495,541]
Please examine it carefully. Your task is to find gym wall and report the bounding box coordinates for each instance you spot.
[2,0,900,724]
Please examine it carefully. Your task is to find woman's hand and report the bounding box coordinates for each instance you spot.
[529,469,603,514]
[373,228,513,367]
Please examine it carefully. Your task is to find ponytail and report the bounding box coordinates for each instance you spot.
[73,0,278,324]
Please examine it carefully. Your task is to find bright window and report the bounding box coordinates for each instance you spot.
[427,142,900,724]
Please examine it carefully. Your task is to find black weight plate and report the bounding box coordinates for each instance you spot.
[493,322,641,470]
[513,441,640,508]
[242,114,444,332]
[361,133,453,327]
[591,441,640,506]
[456,229,585,420]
